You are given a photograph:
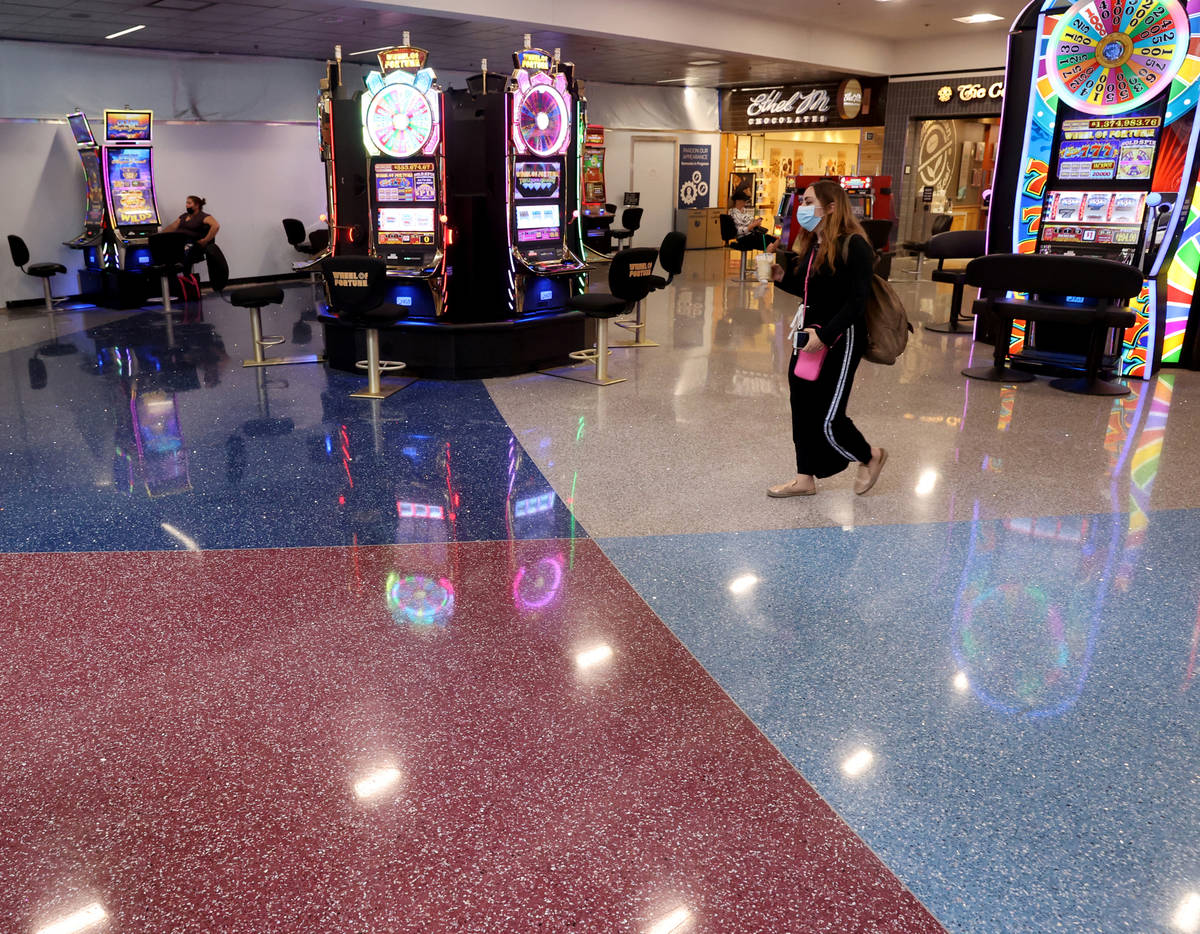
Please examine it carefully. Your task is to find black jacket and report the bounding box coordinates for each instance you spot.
[776,233,874,347]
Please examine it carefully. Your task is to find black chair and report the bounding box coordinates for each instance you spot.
[8,235,73,355]
[612,231,686,350]
[860,218,895,278]
[719,213,762,282]
[146,232,192,313]
[962,253,1142,396]
[321,256,411,399]
[282,218,329,257]
[609,207,643,251]
[925,230,987,334]
[543,247,660,385]
[901,213,953,279]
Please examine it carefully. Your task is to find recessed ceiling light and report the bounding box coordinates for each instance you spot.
[105,24,145,39]
[954,12,1004,23]
[688,59,722,66]
[655,77,689,84]
[148,0,215,9]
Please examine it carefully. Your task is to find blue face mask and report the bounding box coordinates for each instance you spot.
[796,205,821,231]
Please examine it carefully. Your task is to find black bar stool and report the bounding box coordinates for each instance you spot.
[7,234,72,354]
[321,256,413,399]
[609,207,643,251]
[925,230,987,334]
[543,248,660,386]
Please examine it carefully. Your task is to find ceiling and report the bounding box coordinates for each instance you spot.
[690,0,1031,40]
[0,0,1017,87]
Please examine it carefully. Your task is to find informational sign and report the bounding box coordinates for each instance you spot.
[922,185,935,203]
[677,144,711,209]
[722,77,887,132]
[623,192,640,206]
[937,82,1005,104]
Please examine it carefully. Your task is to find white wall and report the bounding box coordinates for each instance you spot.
[1,121,327,304]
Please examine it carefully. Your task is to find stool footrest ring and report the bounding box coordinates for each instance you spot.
[356,359,407,373]
[258,335,287,348]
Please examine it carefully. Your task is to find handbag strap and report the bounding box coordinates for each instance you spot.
[800,249,816,328]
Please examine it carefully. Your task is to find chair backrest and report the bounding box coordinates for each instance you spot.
[657,231,686,281]
[621,207,644,232]
[604,202,617,214]
[322,255,391,321]
[931,213,954,236]
[205,242,230,292]
[148,231,192,267]
[308,228,330,253]
[608,247,660,302]
[7,234,29,268]
[281,218,306,247]
[718,213,739,243]
[926,229,986,261]
[965,253,1144,300]
[860,219,893,251]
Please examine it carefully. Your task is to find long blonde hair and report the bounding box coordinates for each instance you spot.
[791,180,868,273]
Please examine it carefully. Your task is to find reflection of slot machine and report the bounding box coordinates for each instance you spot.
[951,507,1115,721]
[361,45,447,318]
[444,45,587,321]
[506,441,570,615]
[991,0,1200,376]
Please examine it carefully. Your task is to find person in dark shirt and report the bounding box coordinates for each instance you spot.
[767,179,887,497]
[162,195,219,269]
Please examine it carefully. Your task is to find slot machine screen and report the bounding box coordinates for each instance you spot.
[106,147,159,227]
[377,207,435,238]
[81,149,105,225]
[67,113,95,146]
[1054,108,1162,182]
[516,204,561,240]
[104,109,152,143]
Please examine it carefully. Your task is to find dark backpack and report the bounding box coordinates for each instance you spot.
[843,234,913,365]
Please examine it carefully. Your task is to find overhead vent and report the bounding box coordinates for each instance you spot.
[147,0,216,10]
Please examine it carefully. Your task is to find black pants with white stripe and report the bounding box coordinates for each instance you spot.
[788,323,872,478]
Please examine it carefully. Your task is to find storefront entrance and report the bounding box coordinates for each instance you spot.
[899,116,998,242]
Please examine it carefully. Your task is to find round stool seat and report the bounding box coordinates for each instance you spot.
[609,228,632,239]
[568,293,629,318]
[229,285,285,307]
[28,263,66,278]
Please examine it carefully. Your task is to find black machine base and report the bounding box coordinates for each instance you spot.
[320,311,587,379]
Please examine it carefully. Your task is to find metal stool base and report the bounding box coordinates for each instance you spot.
[1049,376,1130,396]
[541,363,626,386]
[925,320,974,335]
[243,354,324,368]
[962,365,1036,383]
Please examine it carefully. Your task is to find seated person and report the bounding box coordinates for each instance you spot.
[162,195,220,271]
[729,190,776,251]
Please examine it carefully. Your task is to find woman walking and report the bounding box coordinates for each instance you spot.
[768,179,886,497]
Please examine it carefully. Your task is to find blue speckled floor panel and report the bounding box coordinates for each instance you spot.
[599,511,1200,934]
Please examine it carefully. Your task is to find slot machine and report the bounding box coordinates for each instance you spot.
[62,112,107,294]
[361,45,447,317]
[580,124,613,253]
[779,175,893,248]
[444,45,587,321]
[991,0,1200,375]
[100,109,160,272]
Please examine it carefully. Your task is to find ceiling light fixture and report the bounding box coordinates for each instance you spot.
[105,24,146,39]
[655,77,690,84]
[34,904,108,934]
[841,747,875,777]
[575,644,614,669]
[687,59,722,66]
[954,13,1004,23]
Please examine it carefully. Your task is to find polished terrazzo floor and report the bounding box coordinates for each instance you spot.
[1,252,1196,934]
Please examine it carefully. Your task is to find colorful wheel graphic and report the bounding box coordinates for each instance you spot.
[366,84,434,158]
[385,572,454,626]
[1047,0,1191,114]
[516,85,568,156]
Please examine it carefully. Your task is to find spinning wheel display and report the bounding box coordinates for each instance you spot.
[515,85,568,157]
[365,83,435,158]
[1047,0,1191,114]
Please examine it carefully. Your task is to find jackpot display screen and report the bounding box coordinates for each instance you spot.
[1055,108,1163,182]
[104,110,152,143]
[374,162,437,202]
[1040,190,1146,250]
[67,113,94,146]
[105,147,158,227]
[513,161,561,199]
